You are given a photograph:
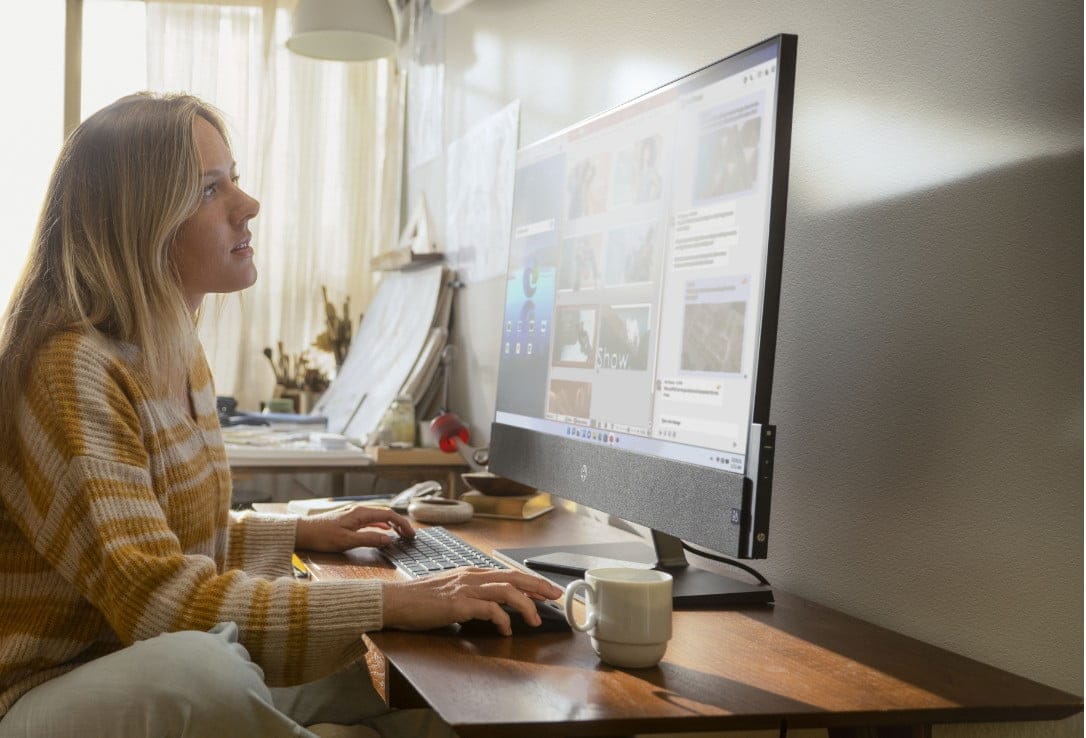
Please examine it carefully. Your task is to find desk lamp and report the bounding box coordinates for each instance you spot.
[429,412,538,497]
[430,411,486,468]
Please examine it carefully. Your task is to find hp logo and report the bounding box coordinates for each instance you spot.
[579,464,588,482]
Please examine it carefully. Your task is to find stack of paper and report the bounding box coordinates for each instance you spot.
[222,428,371,467]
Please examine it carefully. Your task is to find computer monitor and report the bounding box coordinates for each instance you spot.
[489,34,797,606]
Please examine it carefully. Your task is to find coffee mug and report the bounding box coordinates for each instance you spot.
[563,567,673,668]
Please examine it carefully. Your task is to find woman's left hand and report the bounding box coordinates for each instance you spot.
[294,505,415,552]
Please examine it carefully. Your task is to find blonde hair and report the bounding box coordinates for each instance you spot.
[0,92,231,432]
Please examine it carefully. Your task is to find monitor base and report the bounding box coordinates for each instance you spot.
[666,566,773,608]
[499,540,773,608]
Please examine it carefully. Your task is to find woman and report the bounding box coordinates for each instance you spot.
[0,92,561,737]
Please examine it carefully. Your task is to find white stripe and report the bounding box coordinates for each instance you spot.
[19,464,92,588]
[191,385,218,416]
[215,575,295,678]
[54,457,156,588]
[87,493,169,523]
[12,397,68,531]
[141,419,207,466]
[202,426,226,449]
[100,529,178,556]
[70,456,151,486]
[129,554,219,639]
[38,502,99,589]
[215,576,275,677]
[140,398,194,431]
[73,335,130,455]
[148,455,215,494]
[185,533,217,560]
[0,465,40,534]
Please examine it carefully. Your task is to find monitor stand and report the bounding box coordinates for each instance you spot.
[498,529,773,608]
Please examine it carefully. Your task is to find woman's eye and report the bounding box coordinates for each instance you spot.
[202,183,217,199]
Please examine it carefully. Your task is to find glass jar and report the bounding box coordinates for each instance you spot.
[378,394,416,446]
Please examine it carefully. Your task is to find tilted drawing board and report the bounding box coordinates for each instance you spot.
[312,264,445,439]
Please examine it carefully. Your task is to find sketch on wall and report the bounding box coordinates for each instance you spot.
[444,100,520,284]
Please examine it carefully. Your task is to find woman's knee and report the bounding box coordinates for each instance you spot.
[130,622,269,702]
[0,624,287,738]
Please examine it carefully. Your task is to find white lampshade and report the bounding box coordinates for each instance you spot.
[431,0,475,13]
[286,0,397,62]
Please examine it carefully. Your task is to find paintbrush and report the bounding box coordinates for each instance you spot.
[263,346,282,385]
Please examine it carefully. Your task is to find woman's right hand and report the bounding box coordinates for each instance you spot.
[381,568,564,636]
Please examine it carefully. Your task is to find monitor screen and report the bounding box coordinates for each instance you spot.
[490,35,796,601]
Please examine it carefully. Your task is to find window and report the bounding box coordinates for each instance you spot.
[82,0,147,116]
[4,0,402,410]
[0,1,65,311]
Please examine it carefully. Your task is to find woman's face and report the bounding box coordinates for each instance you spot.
[171,116,260,313]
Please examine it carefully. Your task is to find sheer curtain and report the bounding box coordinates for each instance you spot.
[145,0,403,410]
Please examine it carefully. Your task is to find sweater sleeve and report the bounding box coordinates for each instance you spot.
[2,340,383,686]
[226,510,298,578]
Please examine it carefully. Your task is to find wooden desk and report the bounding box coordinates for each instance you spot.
[300,507,1082,738]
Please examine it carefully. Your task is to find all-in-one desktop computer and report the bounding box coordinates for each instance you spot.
[489,34,797,606]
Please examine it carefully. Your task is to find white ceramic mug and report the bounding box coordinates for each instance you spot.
[563,567,673,668]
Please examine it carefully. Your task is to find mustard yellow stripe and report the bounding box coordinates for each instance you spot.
[76,485,159,503]
[96,514,177,545]
[0,595,95,627]
[0,607,100,644]
[0,556,53,576]
[98,552,189,642]
[96,379,147,467]
[38,477,90,579]
[154,453,216,497]
[236,578,271,667]
[226,517,249,570]
[0,533,53,574]
[172,568,240,632]
[167,490,218,553]
[13,407,65,527]
[143,410,201,448]
[284,582,310,684]
[24,350,80,460]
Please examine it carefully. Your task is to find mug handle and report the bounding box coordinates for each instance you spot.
[564,579,597,632]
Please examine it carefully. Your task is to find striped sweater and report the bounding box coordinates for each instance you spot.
[0,330,382,716]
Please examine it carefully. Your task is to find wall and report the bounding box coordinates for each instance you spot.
[403,1,1083,732]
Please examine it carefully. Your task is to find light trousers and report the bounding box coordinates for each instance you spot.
[0,622,455,738]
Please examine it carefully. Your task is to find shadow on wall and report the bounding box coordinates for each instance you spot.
[763,149,1082,687]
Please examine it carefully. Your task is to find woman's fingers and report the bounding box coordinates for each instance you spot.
[459,567,564,601]
[450,584,539,635]
[380,567,562,634]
